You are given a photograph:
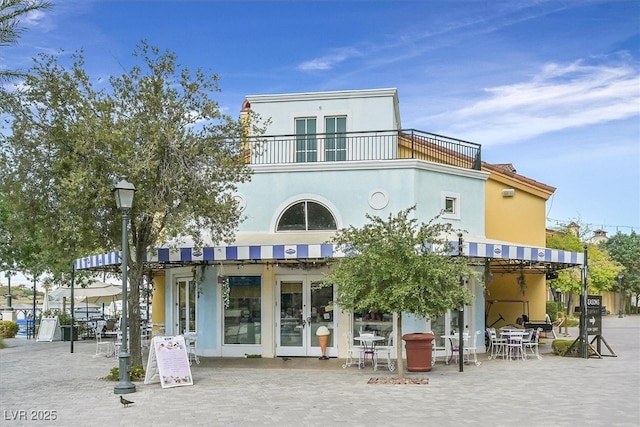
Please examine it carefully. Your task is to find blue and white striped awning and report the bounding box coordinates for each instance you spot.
[465,241,584,264]
[151,243,337,263]
[74,251,121,271]
[74,239,583,271]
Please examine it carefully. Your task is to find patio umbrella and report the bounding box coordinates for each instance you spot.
[40,288,50,313]
[49,281,122,304]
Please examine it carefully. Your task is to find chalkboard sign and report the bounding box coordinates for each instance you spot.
[36,317,61,342]
[586,295,602,336]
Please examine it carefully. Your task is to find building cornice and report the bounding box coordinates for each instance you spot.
[246,88,398,103]
[250,159,489,181]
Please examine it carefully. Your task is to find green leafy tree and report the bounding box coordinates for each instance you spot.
[1,41,267,365]
[547,226,620,315]
[0,0,51,285]
[545,228,583,314]
[0,189,55,289]
[602,231,640,310]
[323,207,473,378]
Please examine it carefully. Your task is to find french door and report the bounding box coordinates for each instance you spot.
[176,278,197,334]
[276,276,336,357]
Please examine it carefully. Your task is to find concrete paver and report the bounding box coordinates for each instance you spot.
[1,316,639,426]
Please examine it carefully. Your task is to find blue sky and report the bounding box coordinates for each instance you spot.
[2,0,639,246]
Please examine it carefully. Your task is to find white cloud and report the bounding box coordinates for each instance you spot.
[297,47,361,71]
[429,59,640,145]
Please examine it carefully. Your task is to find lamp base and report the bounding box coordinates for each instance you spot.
[114,351,136,395]
[114,382,136,395]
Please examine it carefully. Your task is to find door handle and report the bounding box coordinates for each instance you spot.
[307,317,312,325]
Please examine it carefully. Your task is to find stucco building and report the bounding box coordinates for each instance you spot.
[75,88,583,360]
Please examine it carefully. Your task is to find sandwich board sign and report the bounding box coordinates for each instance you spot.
[36,317,61,342]
[144,335,193,388]
[586,295,602,336]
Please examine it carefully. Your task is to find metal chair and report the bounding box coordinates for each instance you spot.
[488,328,506,360]
[112,330,122,357]
[505,331,525,361]
[342,332,364,369]
[463,330,482,366]
[94,328,113,358]
[374,333,396,372]
[184,332,200,365]
[429,332,446,365]
[357,333,376,368]
[524,327,543,360]
[448,332,469,364]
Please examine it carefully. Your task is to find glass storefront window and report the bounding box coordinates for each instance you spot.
[224,276,261,344]
[353,310,393,342]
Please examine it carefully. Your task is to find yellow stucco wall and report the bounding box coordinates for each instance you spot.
[485,177,549,247]
[486,274,548,325]
[484,169,555,323]
[151,273,166,334]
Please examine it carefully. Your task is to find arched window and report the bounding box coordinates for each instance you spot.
[277,201,337,231]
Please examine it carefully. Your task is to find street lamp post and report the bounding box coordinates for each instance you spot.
[113,178,137,395]
[617,273,624,318]
[6,271,13,308]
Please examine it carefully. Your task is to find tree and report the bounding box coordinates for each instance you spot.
[602,231,640,311]
[1,41,267,365]
[546,225,620,315]
[322,207,473,378]
[0,193,48,293]
[0,0,51,283]
[0,0,51,82]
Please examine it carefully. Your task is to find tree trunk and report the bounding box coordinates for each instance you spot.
[128,263,143,366]
[565,293,573,336]
[395,315,404,378]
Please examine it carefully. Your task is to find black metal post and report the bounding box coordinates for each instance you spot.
[114,207,136,395]
[6,272,12,308]
[458,233,464,373]
[617,273,624,318]
[70,266,75,353]
[581,245,588,359]
[31,277,36,339]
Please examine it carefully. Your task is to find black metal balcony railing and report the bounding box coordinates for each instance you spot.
[245,129,481,170]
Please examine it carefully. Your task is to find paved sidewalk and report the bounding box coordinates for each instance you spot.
[1,316,638,426]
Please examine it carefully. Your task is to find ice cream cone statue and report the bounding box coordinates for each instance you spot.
[316,326,330,360]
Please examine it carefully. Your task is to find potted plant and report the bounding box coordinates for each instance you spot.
[55,311,78,341]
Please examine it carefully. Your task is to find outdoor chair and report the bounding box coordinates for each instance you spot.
[342,332,364,369]
[505,332,525,361]
[374,333,395,372]
[488,328,506,360]
[184,332,200,365]
[449,332,469,364]
[524,327,543,360]
[463,330,482,366]
[94,328,113,358]
[113,330,122,357]
[428,332,446,366]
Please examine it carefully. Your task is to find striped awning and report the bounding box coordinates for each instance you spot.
[151,243,337,263]
[74,238,583,271]
[465,241,584,264]
[74,251,121,271]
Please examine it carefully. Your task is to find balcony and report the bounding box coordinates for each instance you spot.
[244,129,481,170]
